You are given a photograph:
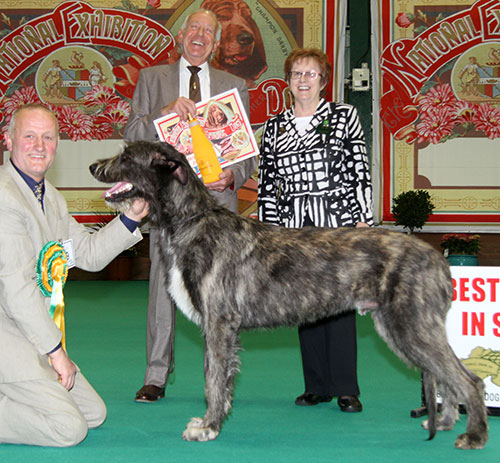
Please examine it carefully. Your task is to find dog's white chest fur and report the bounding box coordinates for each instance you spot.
[168,262,201,325]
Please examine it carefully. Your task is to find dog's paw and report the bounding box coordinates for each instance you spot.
[182,417,219,442]
[185,417,204,429]
[454,432,487,450]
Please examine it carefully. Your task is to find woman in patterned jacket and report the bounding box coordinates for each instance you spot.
[258,48,373,412]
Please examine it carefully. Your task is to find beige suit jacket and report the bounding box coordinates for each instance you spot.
[0,161,142,383]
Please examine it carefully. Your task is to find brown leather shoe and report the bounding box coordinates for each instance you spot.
[135,385,165,403]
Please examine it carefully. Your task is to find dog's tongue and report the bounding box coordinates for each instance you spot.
[101,182,133,198]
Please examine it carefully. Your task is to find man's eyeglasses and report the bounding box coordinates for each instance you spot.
[289,70,322,80]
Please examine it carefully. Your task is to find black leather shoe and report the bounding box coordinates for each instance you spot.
[295,392,333,406]
[337,395,362,412]
[135,385,165,403]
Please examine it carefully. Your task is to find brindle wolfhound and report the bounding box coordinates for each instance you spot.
[90,141,488,449]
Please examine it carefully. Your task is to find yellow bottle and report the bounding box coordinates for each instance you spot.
[188,114,222,184]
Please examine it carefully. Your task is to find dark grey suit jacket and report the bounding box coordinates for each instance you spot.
[123,60,257,212]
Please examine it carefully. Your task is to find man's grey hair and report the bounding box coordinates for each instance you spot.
[181,9,222,41]
[8,103,59,137]
[177,8,222,57]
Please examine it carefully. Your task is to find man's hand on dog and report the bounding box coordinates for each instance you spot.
[124,198,150,222]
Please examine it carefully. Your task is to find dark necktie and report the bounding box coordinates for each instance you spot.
[188,65,201,103]
[33,182,44,210]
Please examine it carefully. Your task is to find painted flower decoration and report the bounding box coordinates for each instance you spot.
[92,122,115,141]
[454,101,476,126]
[0,83,132,142]
[56,106,94,141]
[95,99,131,127]
[416,106,456,144]
[413,83,500,143]
[83,84,121,107]
[418,84,456,113]
[395,12,414,28]
[0,87,42,134]
[473,103,500,140]
[147,0,161,9]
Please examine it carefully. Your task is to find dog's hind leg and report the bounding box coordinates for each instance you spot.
[421,371,437,440]
[371,309,488,449]
[422,382,459,431]
[421,347,487,449]
[446,358,488,449]
[182,317,241,442]
[413,347,488,449]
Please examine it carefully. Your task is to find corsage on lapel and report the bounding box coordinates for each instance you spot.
[316,118,332,135]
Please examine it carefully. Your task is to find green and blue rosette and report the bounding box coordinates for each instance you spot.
[36,241,69,350]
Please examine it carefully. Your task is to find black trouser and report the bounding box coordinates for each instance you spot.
[297,215,359,397]
[298,311,359,397]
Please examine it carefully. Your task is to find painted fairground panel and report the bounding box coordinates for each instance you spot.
[0,0,341,222]
[375,0,500,227]
[0,1,175,222]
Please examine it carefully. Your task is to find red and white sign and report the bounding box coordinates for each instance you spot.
[446,266,500,408]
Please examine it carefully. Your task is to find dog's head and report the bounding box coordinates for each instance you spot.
[201,0,267,86]
[89,141,195,224]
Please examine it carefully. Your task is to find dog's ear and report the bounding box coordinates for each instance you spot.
[151,149,168,165]
[168,161,188,185]
[151,151,188,186]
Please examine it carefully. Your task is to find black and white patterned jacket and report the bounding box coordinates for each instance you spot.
[258,99,374,228]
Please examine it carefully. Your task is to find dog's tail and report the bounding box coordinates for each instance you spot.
[422,371,437,441]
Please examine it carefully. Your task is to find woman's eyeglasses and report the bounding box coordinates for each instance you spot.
[289,70,322,80]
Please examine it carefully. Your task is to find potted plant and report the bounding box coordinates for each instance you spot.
[392,189,435,233]
[440,233,480,266]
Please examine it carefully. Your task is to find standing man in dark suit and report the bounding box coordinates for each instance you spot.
[124,8,257,403]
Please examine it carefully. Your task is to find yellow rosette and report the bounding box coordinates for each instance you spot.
[36,241,69,350]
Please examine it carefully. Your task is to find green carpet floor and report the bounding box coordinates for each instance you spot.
[1,280,498,462]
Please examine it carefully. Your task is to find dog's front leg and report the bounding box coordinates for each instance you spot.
[182,318,241,442]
